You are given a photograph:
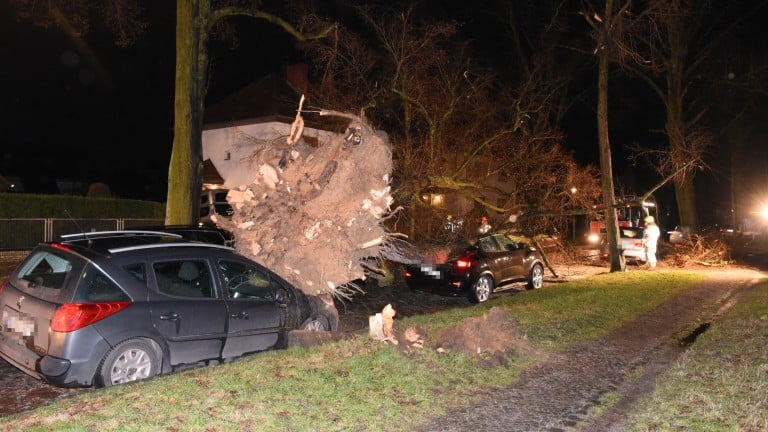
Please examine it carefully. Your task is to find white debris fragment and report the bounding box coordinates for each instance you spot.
[369,186,390,199]
[228,189,254,203]
[259,164,279,189]
[249,241,262,256]
[358,237,382,249]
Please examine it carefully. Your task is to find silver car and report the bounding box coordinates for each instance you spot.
[0,230,337,388]
[599,227,647,263]
[619,227,647,263]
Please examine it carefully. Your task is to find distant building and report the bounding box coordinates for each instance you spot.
[202,65,348,190]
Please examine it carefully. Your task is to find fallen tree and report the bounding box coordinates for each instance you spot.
[212,102,405,302]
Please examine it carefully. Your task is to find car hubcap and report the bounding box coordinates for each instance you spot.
[532,267,543,288]
[476,277,491,302]
[111,349,152,384]
[304,318,327,331]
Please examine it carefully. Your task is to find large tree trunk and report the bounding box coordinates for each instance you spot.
[726,118,750,227]
[665,49,698,233]
[673,174,697,232]
[166,0,209,225]
[598,0,625,272]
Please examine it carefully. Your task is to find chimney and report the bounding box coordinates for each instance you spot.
[286,64,309,96]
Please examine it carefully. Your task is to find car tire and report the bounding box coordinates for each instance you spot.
[468,274,494,303]
[526,263,544,290]
[96,339,160,387]
[302,315,331,331]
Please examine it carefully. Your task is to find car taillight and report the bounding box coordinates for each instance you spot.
[51,302,132,332]
[455,258,472,269]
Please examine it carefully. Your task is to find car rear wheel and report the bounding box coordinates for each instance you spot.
[96,339,160,387]
[527,263,544,290]
[469,274,494,303]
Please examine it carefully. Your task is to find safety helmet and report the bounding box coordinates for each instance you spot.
[644,216,655,223]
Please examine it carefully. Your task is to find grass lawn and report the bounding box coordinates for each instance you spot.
[1,271,766,431]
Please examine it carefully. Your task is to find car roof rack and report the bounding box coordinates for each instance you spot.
[60,230,184,241]
[108,242,233,254]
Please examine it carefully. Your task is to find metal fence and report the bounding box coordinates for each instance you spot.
[0,218,165,251]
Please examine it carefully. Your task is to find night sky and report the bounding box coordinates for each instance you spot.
[0,2,308,202]
[1,3,174,201]
[1,1,766,225]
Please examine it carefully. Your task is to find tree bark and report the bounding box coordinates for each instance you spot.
[165,1,209,225]
[598,0,625,272]
[665,20,698,234]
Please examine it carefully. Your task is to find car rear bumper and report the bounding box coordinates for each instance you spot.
[0,327,111,387]
[0,341,44,381]
[0,346,102,388]
[623,248,647,262]
[404,266,472,296]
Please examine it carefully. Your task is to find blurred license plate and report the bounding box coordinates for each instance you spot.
[2,309,36,340]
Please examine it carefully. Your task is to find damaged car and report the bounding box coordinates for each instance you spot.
[0,230,337,388]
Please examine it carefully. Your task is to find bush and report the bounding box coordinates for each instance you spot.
[0,193,164,219]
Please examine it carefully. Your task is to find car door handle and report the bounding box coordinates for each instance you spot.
[159,312,180,321]
[231,311,249,319]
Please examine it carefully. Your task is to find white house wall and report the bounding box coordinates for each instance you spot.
[202,122,338,189]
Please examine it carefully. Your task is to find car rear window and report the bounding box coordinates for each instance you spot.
[13,249,82,302]
[621,228,643,238]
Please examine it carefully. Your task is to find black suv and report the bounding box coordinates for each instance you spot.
[0,231,337,388]
[404,233,545,303]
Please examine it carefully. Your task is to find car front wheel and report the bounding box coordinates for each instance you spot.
[527,263,544,290]
[469,274,494,303]
[96,339,160,387]
[302,315,332,331]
